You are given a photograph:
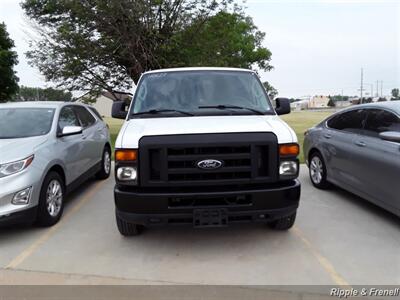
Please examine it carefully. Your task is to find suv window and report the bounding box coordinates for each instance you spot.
[327,109,366,134]
[58,106,80,131]
[364,109,400,138]
[73,106,96,128]
[88,107,103,120]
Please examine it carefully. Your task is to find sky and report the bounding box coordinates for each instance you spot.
[0,0,399,98]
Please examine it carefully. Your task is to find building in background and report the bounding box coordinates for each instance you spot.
[76,91,132,117]
[308,95,330,109]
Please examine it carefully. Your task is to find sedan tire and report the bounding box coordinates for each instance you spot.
[37,172,65,227]
[309,151,331,189]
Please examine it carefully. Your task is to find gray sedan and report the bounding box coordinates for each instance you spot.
[0,102,111,227]
[303,101,400,217]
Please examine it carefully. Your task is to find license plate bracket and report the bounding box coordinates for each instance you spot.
[193,208,228,228]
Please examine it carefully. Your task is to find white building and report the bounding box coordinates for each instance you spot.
[76,91,132,117]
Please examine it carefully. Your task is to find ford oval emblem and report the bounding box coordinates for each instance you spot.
[197,159,223,170]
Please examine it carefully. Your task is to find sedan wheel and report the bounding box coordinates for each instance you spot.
[309,152,331,189]
[96,147,112,180]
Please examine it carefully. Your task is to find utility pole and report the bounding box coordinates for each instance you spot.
[360,68,364,104]
[380,81,383,97]
[376,80,379,97]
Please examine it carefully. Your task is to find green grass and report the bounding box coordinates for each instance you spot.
[105,111,333,163]
[281,111,333,162]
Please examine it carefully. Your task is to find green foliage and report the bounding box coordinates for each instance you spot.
[22,0,272,94]
[12,86,73,102]
[329,95,349,102]
[0,22,19,102]
[262,81,278,100]
[391,88,399,100]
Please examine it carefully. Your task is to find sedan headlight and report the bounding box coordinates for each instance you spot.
[0,155,34,178]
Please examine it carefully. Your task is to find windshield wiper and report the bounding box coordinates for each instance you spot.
[198,105,265,115]
[131,109,194,117]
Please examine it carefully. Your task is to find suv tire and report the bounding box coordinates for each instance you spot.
[268,212,296,230]
[96,146,111,180]
[37,172,65,227]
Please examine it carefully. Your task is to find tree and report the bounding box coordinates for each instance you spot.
[327,98,335,107]
[262,81,278,100]
[22,0,272,100]
[12,86,72,102]
[0,22,19,102]
[392,88,399,100]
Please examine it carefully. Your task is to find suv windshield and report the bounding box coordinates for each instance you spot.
[0,107,55,139]
[130,70,273,117]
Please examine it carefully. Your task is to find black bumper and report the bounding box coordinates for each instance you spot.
[115,180,300,227]
[0,206,37,227]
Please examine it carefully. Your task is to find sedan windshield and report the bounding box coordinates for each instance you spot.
[131,71,273,117]
[0,107,55,138]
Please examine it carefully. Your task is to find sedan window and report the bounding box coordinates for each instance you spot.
[364,109,400,138]
[327,109,366,134]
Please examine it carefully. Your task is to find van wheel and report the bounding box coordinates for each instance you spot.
[268,212,296,230]
[96,146,111,180]
[37,172,65,227]
[116,213,142,236]
[309,151,331,189]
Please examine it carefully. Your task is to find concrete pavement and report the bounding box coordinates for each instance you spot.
[0,166,399,286]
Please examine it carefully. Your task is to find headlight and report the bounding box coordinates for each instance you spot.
[0,155,34,178]
[117,166,137,182]
[279,161,298,176]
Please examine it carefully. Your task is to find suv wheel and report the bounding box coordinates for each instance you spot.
[116,213,142,236]
[96,146,111,180]
[268,212,296,230]
[37,172,65,227]
[309,151,331,189]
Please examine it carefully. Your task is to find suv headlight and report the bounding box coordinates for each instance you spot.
[0,155,34,178]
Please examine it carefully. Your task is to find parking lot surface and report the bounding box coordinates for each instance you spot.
[1,166,399,286]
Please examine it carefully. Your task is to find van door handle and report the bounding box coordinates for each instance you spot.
[324,133,332,139]
[355,141,366,147]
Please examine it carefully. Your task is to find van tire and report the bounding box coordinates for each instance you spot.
[268,212,296,230]
[116,213,142,236]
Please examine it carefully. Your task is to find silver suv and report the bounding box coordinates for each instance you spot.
[0,102,111,227]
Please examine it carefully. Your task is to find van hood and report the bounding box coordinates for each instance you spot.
[0,136,48,164]
[116,115,296,149]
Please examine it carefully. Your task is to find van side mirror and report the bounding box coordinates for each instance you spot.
[275,98,291,115]
[379,131,400,143]
[112,101,128,119]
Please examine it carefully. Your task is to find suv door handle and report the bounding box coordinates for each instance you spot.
[355,141,366,147]
[324,133,332,139]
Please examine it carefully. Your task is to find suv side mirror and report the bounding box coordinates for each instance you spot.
[379,131,400,143]
[59,126,83,137]
[112,101,128,119]
[275,98,291,115]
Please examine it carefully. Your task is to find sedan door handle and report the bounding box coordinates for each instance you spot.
[324,133,332,139]
[82,135,87,140]
[355,141,366,147]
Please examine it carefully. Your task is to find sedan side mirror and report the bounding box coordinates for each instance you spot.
[275,98,291,115]
[379,131,400,143]
[59,126,83,137]
[112,101,128,119]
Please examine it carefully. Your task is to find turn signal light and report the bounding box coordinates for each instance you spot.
[115,149,138,161]
[279,144,300,156]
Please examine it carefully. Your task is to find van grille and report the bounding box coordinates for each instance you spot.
[139,133,278,187]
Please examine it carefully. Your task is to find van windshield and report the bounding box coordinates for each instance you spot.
[130,70,273,117]
[0,107,55,139]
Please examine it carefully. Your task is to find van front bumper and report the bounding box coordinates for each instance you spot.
[115,180,300,226]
